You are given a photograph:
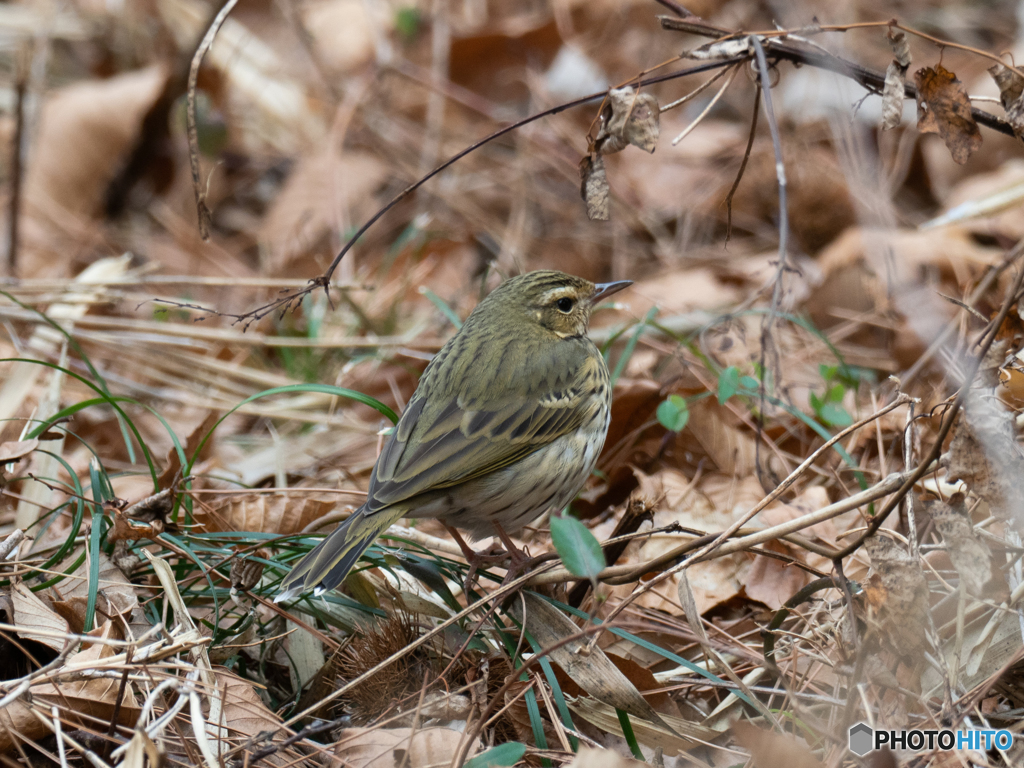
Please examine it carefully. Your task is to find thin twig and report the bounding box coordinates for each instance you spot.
[186,0,239,240]
[659,16,1019,137]
[6,46,28,278]
[529,462,925,587]
[670,63,739,145]
[659,64,735,112]
[180,58,744,328]
[751,34,791,495]
[725,84,760,243]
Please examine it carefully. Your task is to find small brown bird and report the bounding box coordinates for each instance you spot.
[277,270,631,600]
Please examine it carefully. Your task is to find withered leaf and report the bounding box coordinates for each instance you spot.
[924,493,992,597]
[880,31,910,131]
[595,86,660,154]
[0,438,38,464]
[509,592,675,732]
[580,153,610,221]
[988,63,1024,138]
[11,580,70,652]
[881,61,907,130]
[914,64,982,164]
[887,29,911,68]
[733,721,824,768]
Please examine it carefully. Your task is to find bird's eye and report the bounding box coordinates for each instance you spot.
[556,297,575,313]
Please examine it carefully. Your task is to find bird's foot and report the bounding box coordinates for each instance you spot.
[444,524,535,594]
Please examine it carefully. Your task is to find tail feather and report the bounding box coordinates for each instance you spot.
[276,507,404,602]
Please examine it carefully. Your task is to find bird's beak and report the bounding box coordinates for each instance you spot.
[592,280,633,303]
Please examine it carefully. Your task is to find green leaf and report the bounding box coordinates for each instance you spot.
[656,395,689,432]
[819,402,853,427]
[550,513,606,583]
[463,742,527,768]
[717,366,740,404]
[809,392,823,411]
[394,7,422,39]
[826,383,846,402]
[740,375,760,390]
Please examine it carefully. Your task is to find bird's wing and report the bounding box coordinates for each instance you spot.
[362,335,605,514]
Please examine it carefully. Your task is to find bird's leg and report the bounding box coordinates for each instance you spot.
[443,524,504,593]
[443,524,534,592]
[492,522,534,583]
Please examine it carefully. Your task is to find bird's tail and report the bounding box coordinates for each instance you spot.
[275,506,404,602]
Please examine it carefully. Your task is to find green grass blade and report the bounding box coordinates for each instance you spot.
[420,287,463,329]
[617,709,645,760]
[10,359,160,487]
[609,307,658,387]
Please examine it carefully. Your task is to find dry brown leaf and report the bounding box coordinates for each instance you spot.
[743,540,810,611]
[686,399,757,477]
[158,411,220,489]
[613,470,753,613]
[989,63,1024,138]
[26,65,169,219]
[733,721,824,768]
[745,486,833,609]
[596,86,660,154]
[0,438,38,464]
[881,30,910,130]
[203,491,339,535]
[50,596,90,635]
[330,726,478,768]
[808,225,1003,328]
[581,153,610,220]
[627,267,741,317]
[25,622,142,747]
[924,494,993,596]
[259,148,386,273]
[57,550,138,620]
[863,534,930,660]
[11,580,70,651]
[914,64,982,164]
[604,652,681,717]
[503,678,553,744]
[510,592,675,732]
[217,669,288,750]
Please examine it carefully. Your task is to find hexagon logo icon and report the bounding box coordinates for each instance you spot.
[849,722,873,756]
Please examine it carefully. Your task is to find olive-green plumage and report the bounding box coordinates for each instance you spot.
[277,270,631,600]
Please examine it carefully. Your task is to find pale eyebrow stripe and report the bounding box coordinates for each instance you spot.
[540,287,575,302]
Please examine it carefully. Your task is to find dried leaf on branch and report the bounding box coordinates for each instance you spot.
[914,64,983,164]
[988,62,1024,138]
[580,153,610,220]
[594,86,661,155]
[881,29,911,130]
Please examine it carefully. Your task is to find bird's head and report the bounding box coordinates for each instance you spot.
[489,270,633,338]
